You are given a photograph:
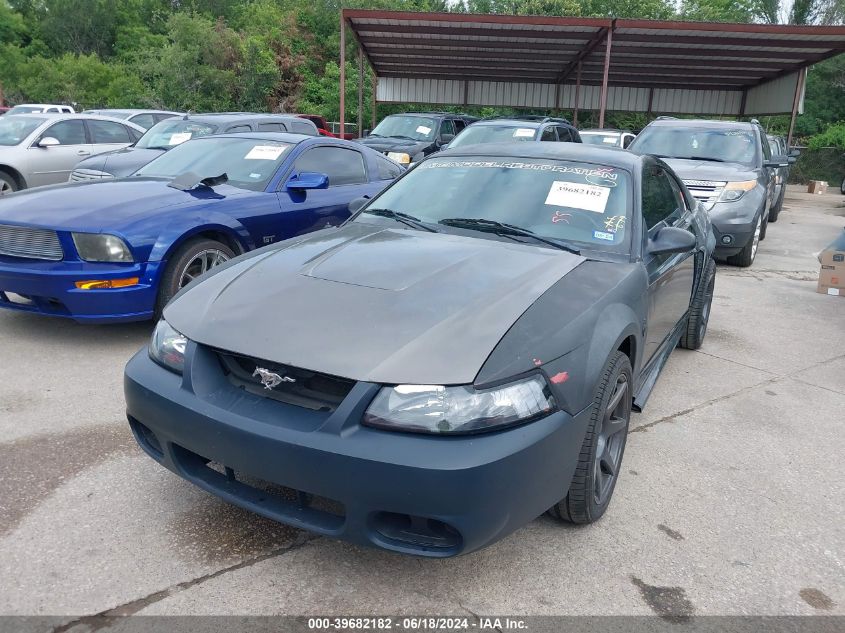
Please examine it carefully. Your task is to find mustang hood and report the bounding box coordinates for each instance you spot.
[78,147,166,177]
[0,178,248,232]
[165,223,585,385]
[661,158,759,182]
[357,136,430,156]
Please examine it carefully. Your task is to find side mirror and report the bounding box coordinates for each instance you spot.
[764,156,788,168]
[348,196,369,214]
[440,143,450,151]
[788,156,797,164]
[648,226,696,256]
[285,171,329,191]
[37,137,60,148]
[789,148,800,158]
[438,133,455,146]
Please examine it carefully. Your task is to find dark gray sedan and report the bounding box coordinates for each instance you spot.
[125,143,716,557]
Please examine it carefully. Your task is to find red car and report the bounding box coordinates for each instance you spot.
[0,107,11,116]
[297,114,357,140]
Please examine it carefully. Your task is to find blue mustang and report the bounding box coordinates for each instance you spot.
[0,133,401,323]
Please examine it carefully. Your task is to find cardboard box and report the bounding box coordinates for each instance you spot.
[808,180,829,194]
[817,230,845,296]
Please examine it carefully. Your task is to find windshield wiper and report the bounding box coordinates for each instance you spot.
[364,208,438,232]
[686,156,726,163]
[438,218,580,254]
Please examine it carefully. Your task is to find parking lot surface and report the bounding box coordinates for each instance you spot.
[1,186,843,621]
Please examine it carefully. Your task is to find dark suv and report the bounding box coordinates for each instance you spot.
[447,116,581,149]
[628,119,788,267]
[70,113,318,181]
[357,112,478,166]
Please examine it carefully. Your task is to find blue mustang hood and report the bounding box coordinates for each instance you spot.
[0,178,250,232]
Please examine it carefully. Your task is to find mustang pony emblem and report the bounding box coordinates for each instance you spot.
[252,367,295,390]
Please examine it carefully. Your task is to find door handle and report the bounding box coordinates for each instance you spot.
[77,150,91,156]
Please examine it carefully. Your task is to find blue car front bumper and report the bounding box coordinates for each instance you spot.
[124,344,591,557]
[0,256,163,323]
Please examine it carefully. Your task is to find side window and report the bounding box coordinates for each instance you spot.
[41,120,86,145]
[642,166,682,230]
[127,126,144,143]
[291,121,316,135]
[129,113,156,130]
[622,134,635,149]
[759,130,772,161]
[258,122,287,132]
[440,119,456,138]
[226,125,250,133]
[376,155,402,180]
[453,119,466,133]
[556,126,572,142]
[88,120,131,144]
[154,113,176,124]
[294,146,367,186]
[540,127,557,142]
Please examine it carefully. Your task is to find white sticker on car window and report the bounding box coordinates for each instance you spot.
[245,145,286,160]
[169,132,192,145]
[416,125,432,135]
[513,128,535,138]
[602,137,617,144]
[545,181,610,213]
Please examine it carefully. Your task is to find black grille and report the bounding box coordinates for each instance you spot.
[217,351,355,412]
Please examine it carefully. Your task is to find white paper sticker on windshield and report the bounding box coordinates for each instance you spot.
[168,132,192,146]
[545,181,610,214]
[416,125,432,135]
[513,128,535,138]
[245,145,286,160]
[602,137,617,144]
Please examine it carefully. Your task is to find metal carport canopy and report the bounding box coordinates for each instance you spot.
[340,9,845,140]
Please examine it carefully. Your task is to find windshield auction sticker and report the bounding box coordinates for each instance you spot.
[245,145,286,160]
[545,181,610,213]
[513,128,535,138]
[416,125,432,135]
[168,132,192,145]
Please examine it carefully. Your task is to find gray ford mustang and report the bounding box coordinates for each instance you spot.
[125,143,716,557]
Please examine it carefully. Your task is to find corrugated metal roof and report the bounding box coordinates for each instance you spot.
[345,9,845,114]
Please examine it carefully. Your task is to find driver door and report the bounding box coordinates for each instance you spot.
[28,119,92,187]
[642,164,696,364]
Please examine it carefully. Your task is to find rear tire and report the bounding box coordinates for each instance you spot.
[680,257,716,350]
[726,213,761,268]
[549,351,632,524]
[769,189,785,223]
[0,172,18,196]
[155,238,234,318]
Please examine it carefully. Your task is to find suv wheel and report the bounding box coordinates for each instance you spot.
[549,351,632,524]
[726,214,761,268]
[769,188,785,222]
[680,257,716,350]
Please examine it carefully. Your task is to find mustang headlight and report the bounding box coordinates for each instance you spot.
[362,375,555,435]
[149,319,188,374]
[72,233,133,262]
[387,152,411,164]
[718,180,757,203]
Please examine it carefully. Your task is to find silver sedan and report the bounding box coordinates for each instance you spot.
[0,114,145,194]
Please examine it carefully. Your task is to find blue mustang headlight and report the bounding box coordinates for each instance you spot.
[72,232,134,262]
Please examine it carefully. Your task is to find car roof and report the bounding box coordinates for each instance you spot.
[170,113,306,125]
[2,112,143,127]
[581,128,628,134]
[435,141,642,170]
[647,118,756,130]
[196,131,325,144]
[85,109,180,115]
[471,119,542,128]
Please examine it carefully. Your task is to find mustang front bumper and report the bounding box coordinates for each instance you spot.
[0,256,162,323]
[124,344,591,557]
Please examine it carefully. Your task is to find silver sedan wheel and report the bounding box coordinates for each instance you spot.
[0,179,13,196]
[178,249,230,289]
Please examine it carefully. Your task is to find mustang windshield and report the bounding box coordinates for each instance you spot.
[632,127,759,165]
[135,137,293,191]
[136,120,217,150]
[449,125,538,148]
[359,157,632,252]
[370,116,438,142]
[0,116,46,146]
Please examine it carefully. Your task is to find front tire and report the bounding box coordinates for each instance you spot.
[680,257,716,350]
[726,213,761,268]
[155,238,234,318]
[769,188,785,223]
[0,172,18,196]
[549,351,632,524]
